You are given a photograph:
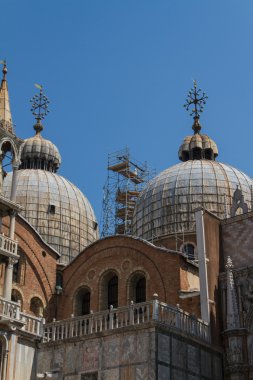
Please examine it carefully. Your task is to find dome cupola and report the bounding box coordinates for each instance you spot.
[20,85,61,172]
[20,128,61,172]
[132,82,253,241]
[179,81,218,161]
[3,84,98,264]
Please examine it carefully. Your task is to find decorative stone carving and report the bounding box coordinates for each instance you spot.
[226,256,240,329]
[230,186,248,217]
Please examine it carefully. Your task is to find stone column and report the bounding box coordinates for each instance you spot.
[10,160,19,203]
[1,350,8,380]
[3,257,16,300]
[195,209,210,324]
[9,210,17,240]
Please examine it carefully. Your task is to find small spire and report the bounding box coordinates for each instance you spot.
[30,84,50,135]
[0,60,14,134]
[225,256,240,330]
[183,80,208,134]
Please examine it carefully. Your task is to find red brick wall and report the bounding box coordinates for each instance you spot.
[59,236,200,319]
[1,215,58,319]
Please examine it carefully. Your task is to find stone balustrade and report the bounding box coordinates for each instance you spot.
[0,296,43,336]
[0,233,18,258]
[0,296,21,320]
[20,312,43,336]
[43,300,210,343]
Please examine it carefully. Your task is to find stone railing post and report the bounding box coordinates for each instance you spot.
[70,314,74,338]
[152,293,159,321]
[16,299,21,320]
[88,311,93,334]
[130,301,134,325]
[109,305,114,329]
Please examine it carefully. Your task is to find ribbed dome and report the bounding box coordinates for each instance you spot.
[20,132,61,172]
[3,169,98,264]
[178,134,218,162]
[132,160,253,241]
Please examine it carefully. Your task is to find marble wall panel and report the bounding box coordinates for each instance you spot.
[158,364,170,380]
[158,333,170,365]
[187,344,200,375]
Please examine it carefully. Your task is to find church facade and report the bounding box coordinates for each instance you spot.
[0,64,252,380]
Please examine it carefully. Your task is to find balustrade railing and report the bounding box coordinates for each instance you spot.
[0,233,18,257]
[43,300,210,343]
[20,312,43,336]
[0,296,43,336]
[0,296,21,320]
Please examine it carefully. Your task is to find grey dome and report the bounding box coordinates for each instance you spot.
[3,169,98,264]
[20,133,61,172]
[132,160,253,241]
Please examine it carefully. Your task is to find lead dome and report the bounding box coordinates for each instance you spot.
[3,86,99,264]
[132,83,253,241]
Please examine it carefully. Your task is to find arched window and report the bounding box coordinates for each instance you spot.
[108,276,118,309]
[183,243,195,260]
[30,297,44,317]
[75,287,91,316]
[11,289,23,309]
[128,272,147,303]
[99,271,119,311]
[136,277,146,303]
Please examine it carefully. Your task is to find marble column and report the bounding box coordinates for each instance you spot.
[3,257,16,300]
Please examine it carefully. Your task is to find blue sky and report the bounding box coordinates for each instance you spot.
[1,0,253,222]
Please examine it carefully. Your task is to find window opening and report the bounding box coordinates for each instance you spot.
[136,277,146,303]
[108,275,118,308]
[183,243,195,260]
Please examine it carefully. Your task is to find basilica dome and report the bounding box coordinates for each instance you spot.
[3,170,98,264]
[132,160,253,241]
[3,113,98,264]
[132,99,253,241]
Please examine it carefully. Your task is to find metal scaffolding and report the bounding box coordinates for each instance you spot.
[100,147,154,237]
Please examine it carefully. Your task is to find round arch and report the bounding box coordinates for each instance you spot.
[73,285,91,316]
[127,270,148,304]
[98,269,120,311]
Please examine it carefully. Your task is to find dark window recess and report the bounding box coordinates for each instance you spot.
[56,272,63,288]
[82,291,91,315]
[81,373,98,380]
[93,221,98,231]
[204,148,213,160]
[13,261,19,283]
[192,148,202,160]
[136,277,146,303]
[48,204,56,214]
[183,243,195,260]
[108,275,118,308]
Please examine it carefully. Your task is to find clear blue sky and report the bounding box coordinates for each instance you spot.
[1,0,253,222]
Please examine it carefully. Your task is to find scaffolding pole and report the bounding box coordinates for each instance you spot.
[100,147,154,237]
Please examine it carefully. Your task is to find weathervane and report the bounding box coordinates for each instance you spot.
[183,80,208,134]
[30,84,50,133]
[0,60,7,78]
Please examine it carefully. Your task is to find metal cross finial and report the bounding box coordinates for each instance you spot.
[183,80,208,119]
[0,60,7,78]
[30,84,50,129]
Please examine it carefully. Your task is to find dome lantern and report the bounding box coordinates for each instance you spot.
[180,81,218,162]
[20,85,61,173]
